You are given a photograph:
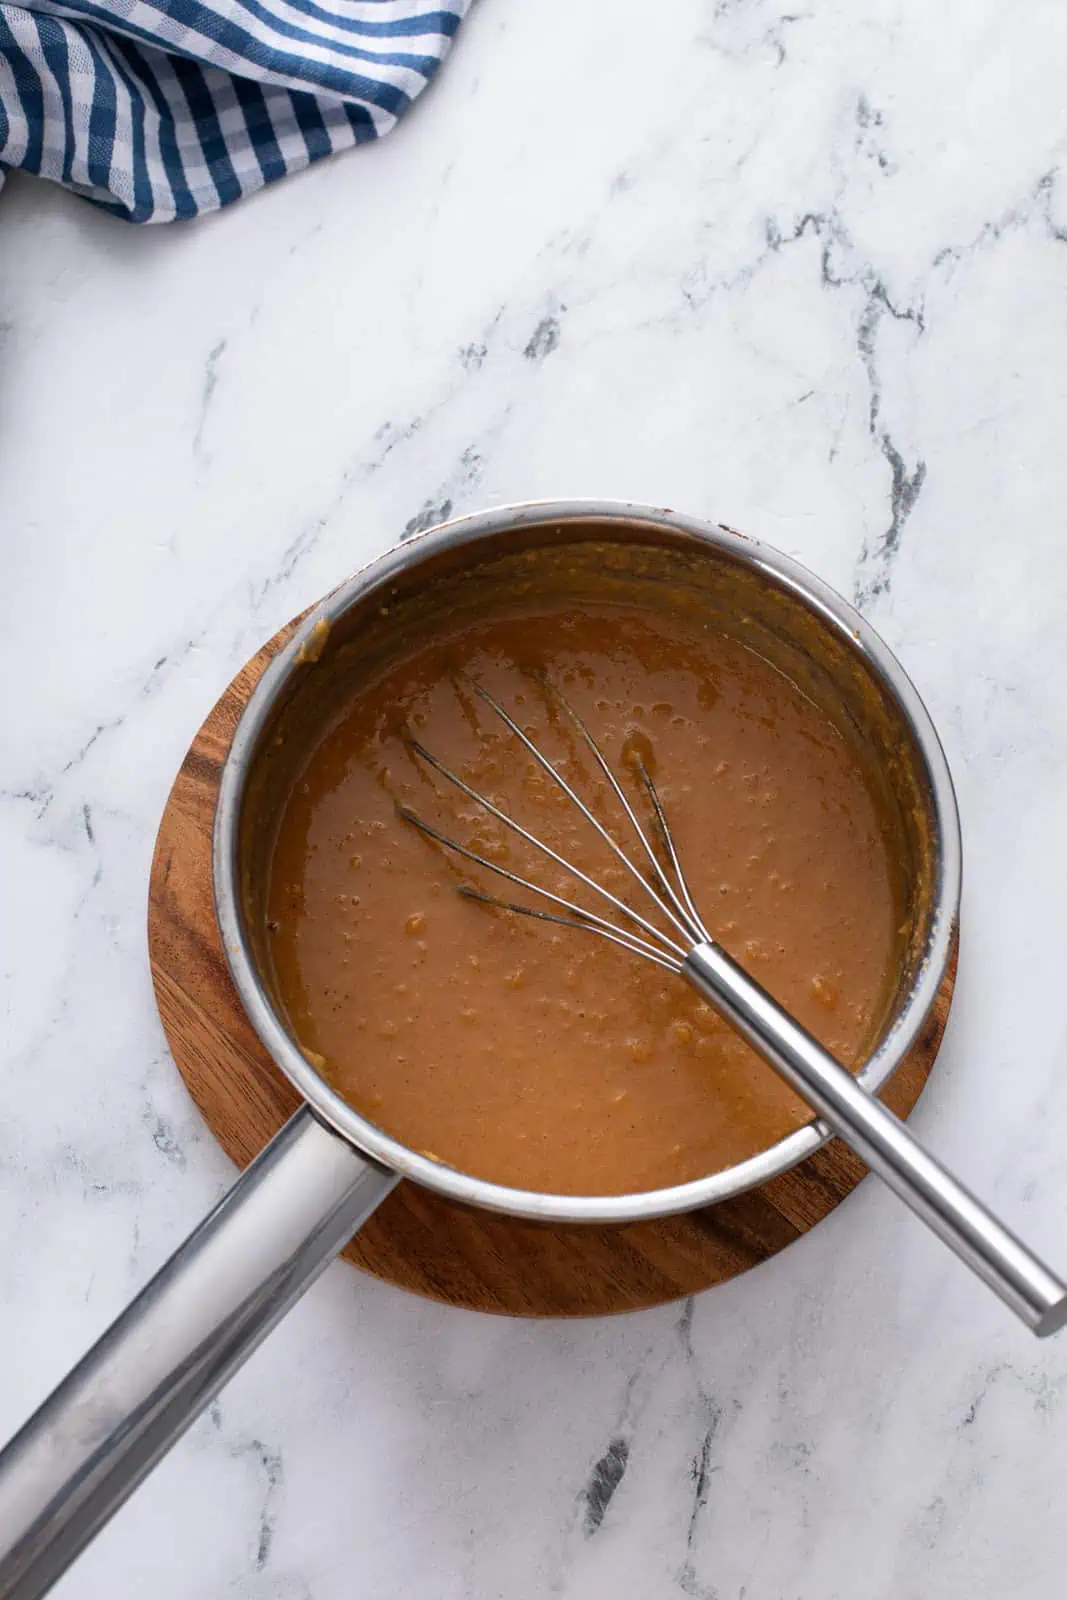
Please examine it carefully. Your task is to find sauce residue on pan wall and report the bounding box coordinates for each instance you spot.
[265,600,899,1196]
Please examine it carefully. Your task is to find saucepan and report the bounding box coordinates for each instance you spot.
[0,501,963,1598]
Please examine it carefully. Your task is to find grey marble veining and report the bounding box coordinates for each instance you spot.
[3,0,1067,1594]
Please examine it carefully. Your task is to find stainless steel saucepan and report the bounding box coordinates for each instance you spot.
[0,502,969,1598]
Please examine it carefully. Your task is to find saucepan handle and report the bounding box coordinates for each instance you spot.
[0,1107,398,1600]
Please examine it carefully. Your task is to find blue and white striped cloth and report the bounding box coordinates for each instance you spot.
[0,0,468,221]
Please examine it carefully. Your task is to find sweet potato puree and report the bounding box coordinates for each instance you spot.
[265,599,899,1195]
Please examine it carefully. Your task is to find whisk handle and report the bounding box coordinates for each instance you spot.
[683,942,1067,1337]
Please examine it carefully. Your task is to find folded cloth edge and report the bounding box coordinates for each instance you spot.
[0,0,469,221]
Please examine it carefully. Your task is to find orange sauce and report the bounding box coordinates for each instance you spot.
[266,601,898,1195]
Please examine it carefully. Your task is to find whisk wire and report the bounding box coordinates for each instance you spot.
[464,679,697,951]
[455,886,683,974]
[403,733,687,960]
[631,758,712,945]
[398,803,684,971]
[534,678,706,947]
[401,677,722,969]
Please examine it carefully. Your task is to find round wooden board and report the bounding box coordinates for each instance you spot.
[148,616,958,1318]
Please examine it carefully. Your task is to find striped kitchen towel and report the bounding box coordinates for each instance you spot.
[0,0,469,222]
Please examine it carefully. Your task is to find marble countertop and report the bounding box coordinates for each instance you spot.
[4,0,1067,1593]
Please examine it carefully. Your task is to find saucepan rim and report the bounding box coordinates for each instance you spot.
[213,499,962,1225]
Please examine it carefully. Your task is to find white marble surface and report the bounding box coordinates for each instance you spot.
[4,0,1067,1593]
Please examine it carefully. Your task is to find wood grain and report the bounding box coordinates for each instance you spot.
[148,618,958,1318]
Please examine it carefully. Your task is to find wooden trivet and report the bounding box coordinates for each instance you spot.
[148,616,957,1317]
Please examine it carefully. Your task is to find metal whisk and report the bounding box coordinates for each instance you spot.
[402,677,1067,1337]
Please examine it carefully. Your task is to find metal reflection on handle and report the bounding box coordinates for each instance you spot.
[684,942,1067,1338]
[0,1108,398,1600]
